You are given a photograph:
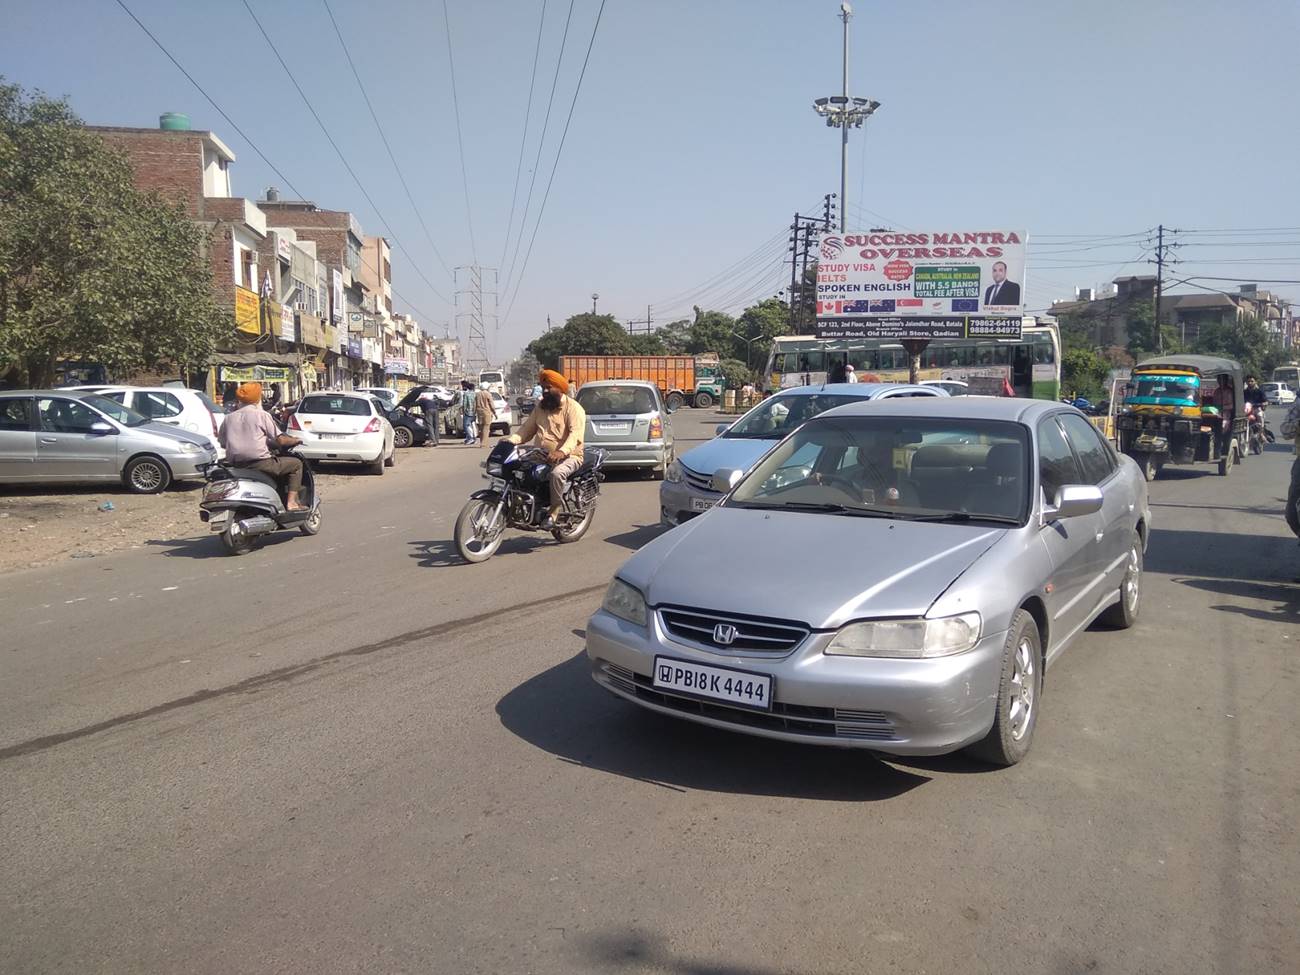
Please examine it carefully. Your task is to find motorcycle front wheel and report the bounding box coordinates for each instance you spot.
[455,498,506,563]
[552,506,594,543]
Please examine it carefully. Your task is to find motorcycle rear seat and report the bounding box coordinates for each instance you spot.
[224,467,282,491]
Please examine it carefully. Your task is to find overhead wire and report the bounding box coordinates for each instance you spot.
[499,0,609,329]
[440,0,478,264]
[321,0,453,282]
[499,0,549,274]
[240,0,452,305]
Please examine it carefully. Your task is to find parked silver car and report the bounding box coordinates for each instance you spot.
[590,397,1150,767]
[576,380,675,478]
[660,382,946,525]
[0,390,216,493]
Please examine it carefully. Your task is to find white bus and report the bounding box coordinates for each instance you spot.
[477,369,506,396]
[762,316,1062,401]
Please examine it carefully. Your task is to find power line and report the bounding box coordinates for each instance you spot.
[112,0,307,200]
[240,0,451,305]
[321,0,453,281]
[499,0,549,272]
[501,0,578,302]
[441,0,478,263]
[500,0,608,328]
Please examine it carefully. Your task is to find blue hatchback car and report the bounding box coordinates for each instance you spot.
[659,383,947,526]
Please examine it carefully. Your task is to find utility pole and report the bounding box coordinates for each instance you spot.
[787,198,837,334]
[454,264,497,374]
[592,293,600,315]
[813,5,879,233]
[1154,224,1164,354]
[626,305,653,335]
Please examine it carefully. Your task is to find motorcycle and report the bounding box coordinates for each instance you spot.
[199,449,322,555]
[1246,404,1270,455]
[454,441,606,563]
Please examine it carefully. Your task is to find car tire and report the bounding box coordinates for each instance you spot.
[383,446,396,468]
[393,426,414,449]
[694,391,714,409]
[370,451,385,476]
[665,391,685,412]
[123,455,172,494]
[966,609,1042,768]
[1098,536,1142,629]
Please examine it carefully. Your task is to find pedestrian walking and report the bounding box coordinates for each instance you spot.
[474,385,496,447]
[417,387,440,446]
[460,380,478,445]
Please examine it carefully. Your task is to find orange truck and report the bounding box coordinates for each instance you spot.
[558,354,723,410]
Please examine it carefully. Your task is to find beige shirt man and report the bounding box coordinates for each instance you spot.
[507,378,587,523]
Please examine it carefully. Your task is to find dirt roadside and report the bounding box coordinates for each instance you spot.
[0,447,449,574]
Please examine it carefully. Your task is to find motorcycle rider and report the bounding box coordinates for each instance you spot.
[1281,394,1300,539]
[1245,376,1273,443]
[217,382,307,510]
[503,369,587,529]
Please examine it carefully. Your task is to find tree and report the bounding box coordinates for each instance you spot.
[1192,314,1283,380]
[1062,348,1110,400]
[0,82,228,387]
[735,297,790,372]
[687,307,737,357]
[717,357,753,390]
[524,312,632,369]
[655,318,691,354]
[629,332,666,355]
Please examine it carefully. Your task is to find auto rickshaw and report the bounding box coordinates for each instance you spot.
[1116,354,1246,480]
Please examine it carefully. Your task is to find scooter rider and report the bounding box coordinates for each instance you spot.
[503,368,587,529]
[218,382,308,510]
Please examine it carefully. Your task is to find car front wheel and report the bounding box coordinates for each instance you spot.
[1099,537,1142,628]
[967,609,1042,768]
[123,455,172,494]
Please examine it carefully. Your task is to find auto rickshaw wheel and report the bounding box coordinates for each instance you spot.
[1218,440,1237,476]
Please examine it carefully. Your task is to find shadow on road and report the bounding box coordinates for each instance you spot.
[574,929,818,975]
[604,523,669,551]
[146,532,299,559]
[1145,527,1295,579]
[407,535,551,567]
[496,652,929,802]
[1174,576,1299,623]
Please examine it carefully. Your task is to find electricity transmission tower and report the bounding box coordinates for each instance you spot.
[455,265,498,373]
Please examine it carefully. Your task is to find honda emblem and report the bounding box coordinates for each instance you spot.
[713,623,738,646]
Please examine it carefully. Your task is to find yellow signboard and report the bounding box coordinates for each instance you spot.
[219,365,293,383]
[234,287,261,337]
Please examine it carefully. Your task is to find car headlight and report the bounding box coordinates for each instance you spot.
[825,612,982,658]
[601,577,647,627]
[179,442,202,453]
[664,460,683,483]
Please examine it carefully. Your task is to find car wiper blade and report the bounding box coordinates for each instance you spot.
[744,500,897,517]
[909,512,1021,525]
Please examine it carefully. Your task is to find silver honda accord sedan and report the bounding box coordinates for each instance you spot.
[587,397,1151,766]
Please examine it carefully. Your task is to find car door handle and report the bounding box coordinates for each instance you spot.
[40,437,57,444]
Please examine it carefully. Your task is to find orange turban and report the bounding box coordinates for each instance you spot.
[235,382,263,405]
[539,369,569,394]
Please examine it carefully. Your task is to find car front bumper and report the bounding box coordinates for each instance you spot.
[585,608,1006,756]
[658,476,721,527]
[168,449,218,480]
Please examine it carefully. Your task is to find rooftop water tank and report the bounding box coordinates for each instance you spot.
[159,113,191,131]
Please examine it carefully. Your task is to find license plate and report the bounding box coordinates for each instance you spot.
[597,422,631,434]
[653,656,772,711]
[1135,434,1167,449]
[318,432,350,439]
[691,497,716,512]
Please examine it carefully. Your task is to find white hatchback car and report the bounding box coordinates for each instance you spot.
[1262,382,1296,405]
[489,393,513,436]
[95,386,224,455]
[288,391,395,474]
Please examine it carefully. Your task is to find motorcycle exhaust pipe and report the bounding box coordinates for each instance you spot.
[237,515,278,536]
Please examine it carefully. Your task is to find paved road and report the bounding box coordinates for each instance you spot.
[2,412,1297,974]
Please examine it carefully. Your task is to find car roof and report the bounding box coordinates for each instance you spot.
[819,395,1068,424]
[574,380,660,390]
[774,382,947,398]
[92,385,203,395]
[1,389,106,398]
[302,390,370,399]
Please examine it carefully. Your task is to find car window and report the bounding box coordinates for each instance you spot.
[79,394,149,426]
[137,391,183,419]
[1038,417,1084,501]
[576,386,656,415]
[0,398,35,432]
[299,395,372,416]
[195,391,222,413]
[37,397,102,433]
[882,389,941,398]
[370,398,391,414]
[724,393,862,439]
[102,391,128,404]
[1058,413,1115,485]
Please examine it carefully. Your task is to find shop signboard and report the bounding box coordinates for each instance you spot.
[331,269,344,324]
[234,286,261,337]
[348,311,364,334]
[219,365,294,383]
[280,303,296,342]
[385,357,411,376]
[347,337,363,358]
[298,313,327,349]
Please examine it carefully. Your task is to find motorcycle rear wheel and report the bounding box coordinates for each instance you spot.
[552,507,594,543]
[455,498,505,563]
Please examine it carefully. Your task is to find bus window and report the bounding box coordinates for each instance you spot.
[796,351,826,372]
[1032,332,1056,364]
[992,345,1010,366]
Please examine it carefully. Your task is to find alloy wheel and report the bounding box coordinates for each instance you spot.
[1008,637,1036,741]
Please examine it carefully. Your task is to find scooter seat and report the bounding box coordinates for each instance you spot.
[224,467,281,491]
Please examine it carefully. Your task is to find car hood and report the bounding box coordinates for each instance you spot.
[677,435,778,478]
[136,421,212,448]
[622,508,1004,628]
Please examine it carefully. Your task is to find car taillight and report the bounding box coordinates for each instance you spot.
[649,416,663,440]
[288,414,302,430]
[364,417,381,433]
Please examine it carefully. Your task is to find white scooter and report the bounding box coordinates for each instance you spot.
[199,449,322,555]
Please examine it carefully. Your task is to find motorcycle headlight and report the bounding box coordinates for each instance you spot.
[485,462,504,476]
[601,578,647,627]
[664,460,683,483]
[825,612,982,658]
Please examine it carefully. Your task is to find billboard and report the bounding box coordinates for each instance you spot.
[816,316,1023,341]
[815,230,1026,320]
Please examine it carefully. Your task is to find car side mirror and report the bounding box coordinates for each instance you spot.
[1043,484,1103,523]
[711,468,743,493]
[714,423,732,436]
[89,421,115,434]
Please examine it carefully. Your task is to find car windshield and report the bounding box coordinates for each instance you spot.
[298,395,371,416]
[723,393,864,439]
[1130,374,1199,405]
[727,415,1030,524]
[576,386,656,415]
[80,393,149,427]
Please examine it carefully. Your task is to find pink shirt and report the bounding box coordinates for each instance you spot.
[218,404,280,462]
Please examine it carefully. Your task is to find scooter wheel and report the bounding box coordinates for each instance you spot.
[220,528,255,556]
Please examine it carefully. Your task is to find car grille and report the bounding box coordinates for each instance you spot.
[681,465,717,494]
[593,661,898,742]
[658,606,809,657]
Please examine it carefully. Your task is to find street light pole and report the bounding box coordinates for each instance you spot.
[840,3,850,232]
[814,4,879,234]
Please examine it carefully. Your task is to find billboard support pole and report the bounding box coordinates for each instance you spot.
[902,338,928,385]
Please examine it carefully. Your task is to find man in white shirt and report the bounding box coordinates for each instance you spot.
[845,364,859,383]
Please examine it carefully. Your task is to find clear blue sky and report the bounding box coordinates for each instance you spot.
[4,0,1298,359]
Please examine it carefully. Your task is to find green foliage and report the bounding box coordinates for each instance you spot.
[0,81,229,387]
[686,307,737,357]
[735,297,790,370]
[654,318,691,354]
[1062,348,1110,400]
[507,352,539,391]
[629,332,667,355]
[717,357,753,390]
[1191,315,1284,380]
[525,313,633,369]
